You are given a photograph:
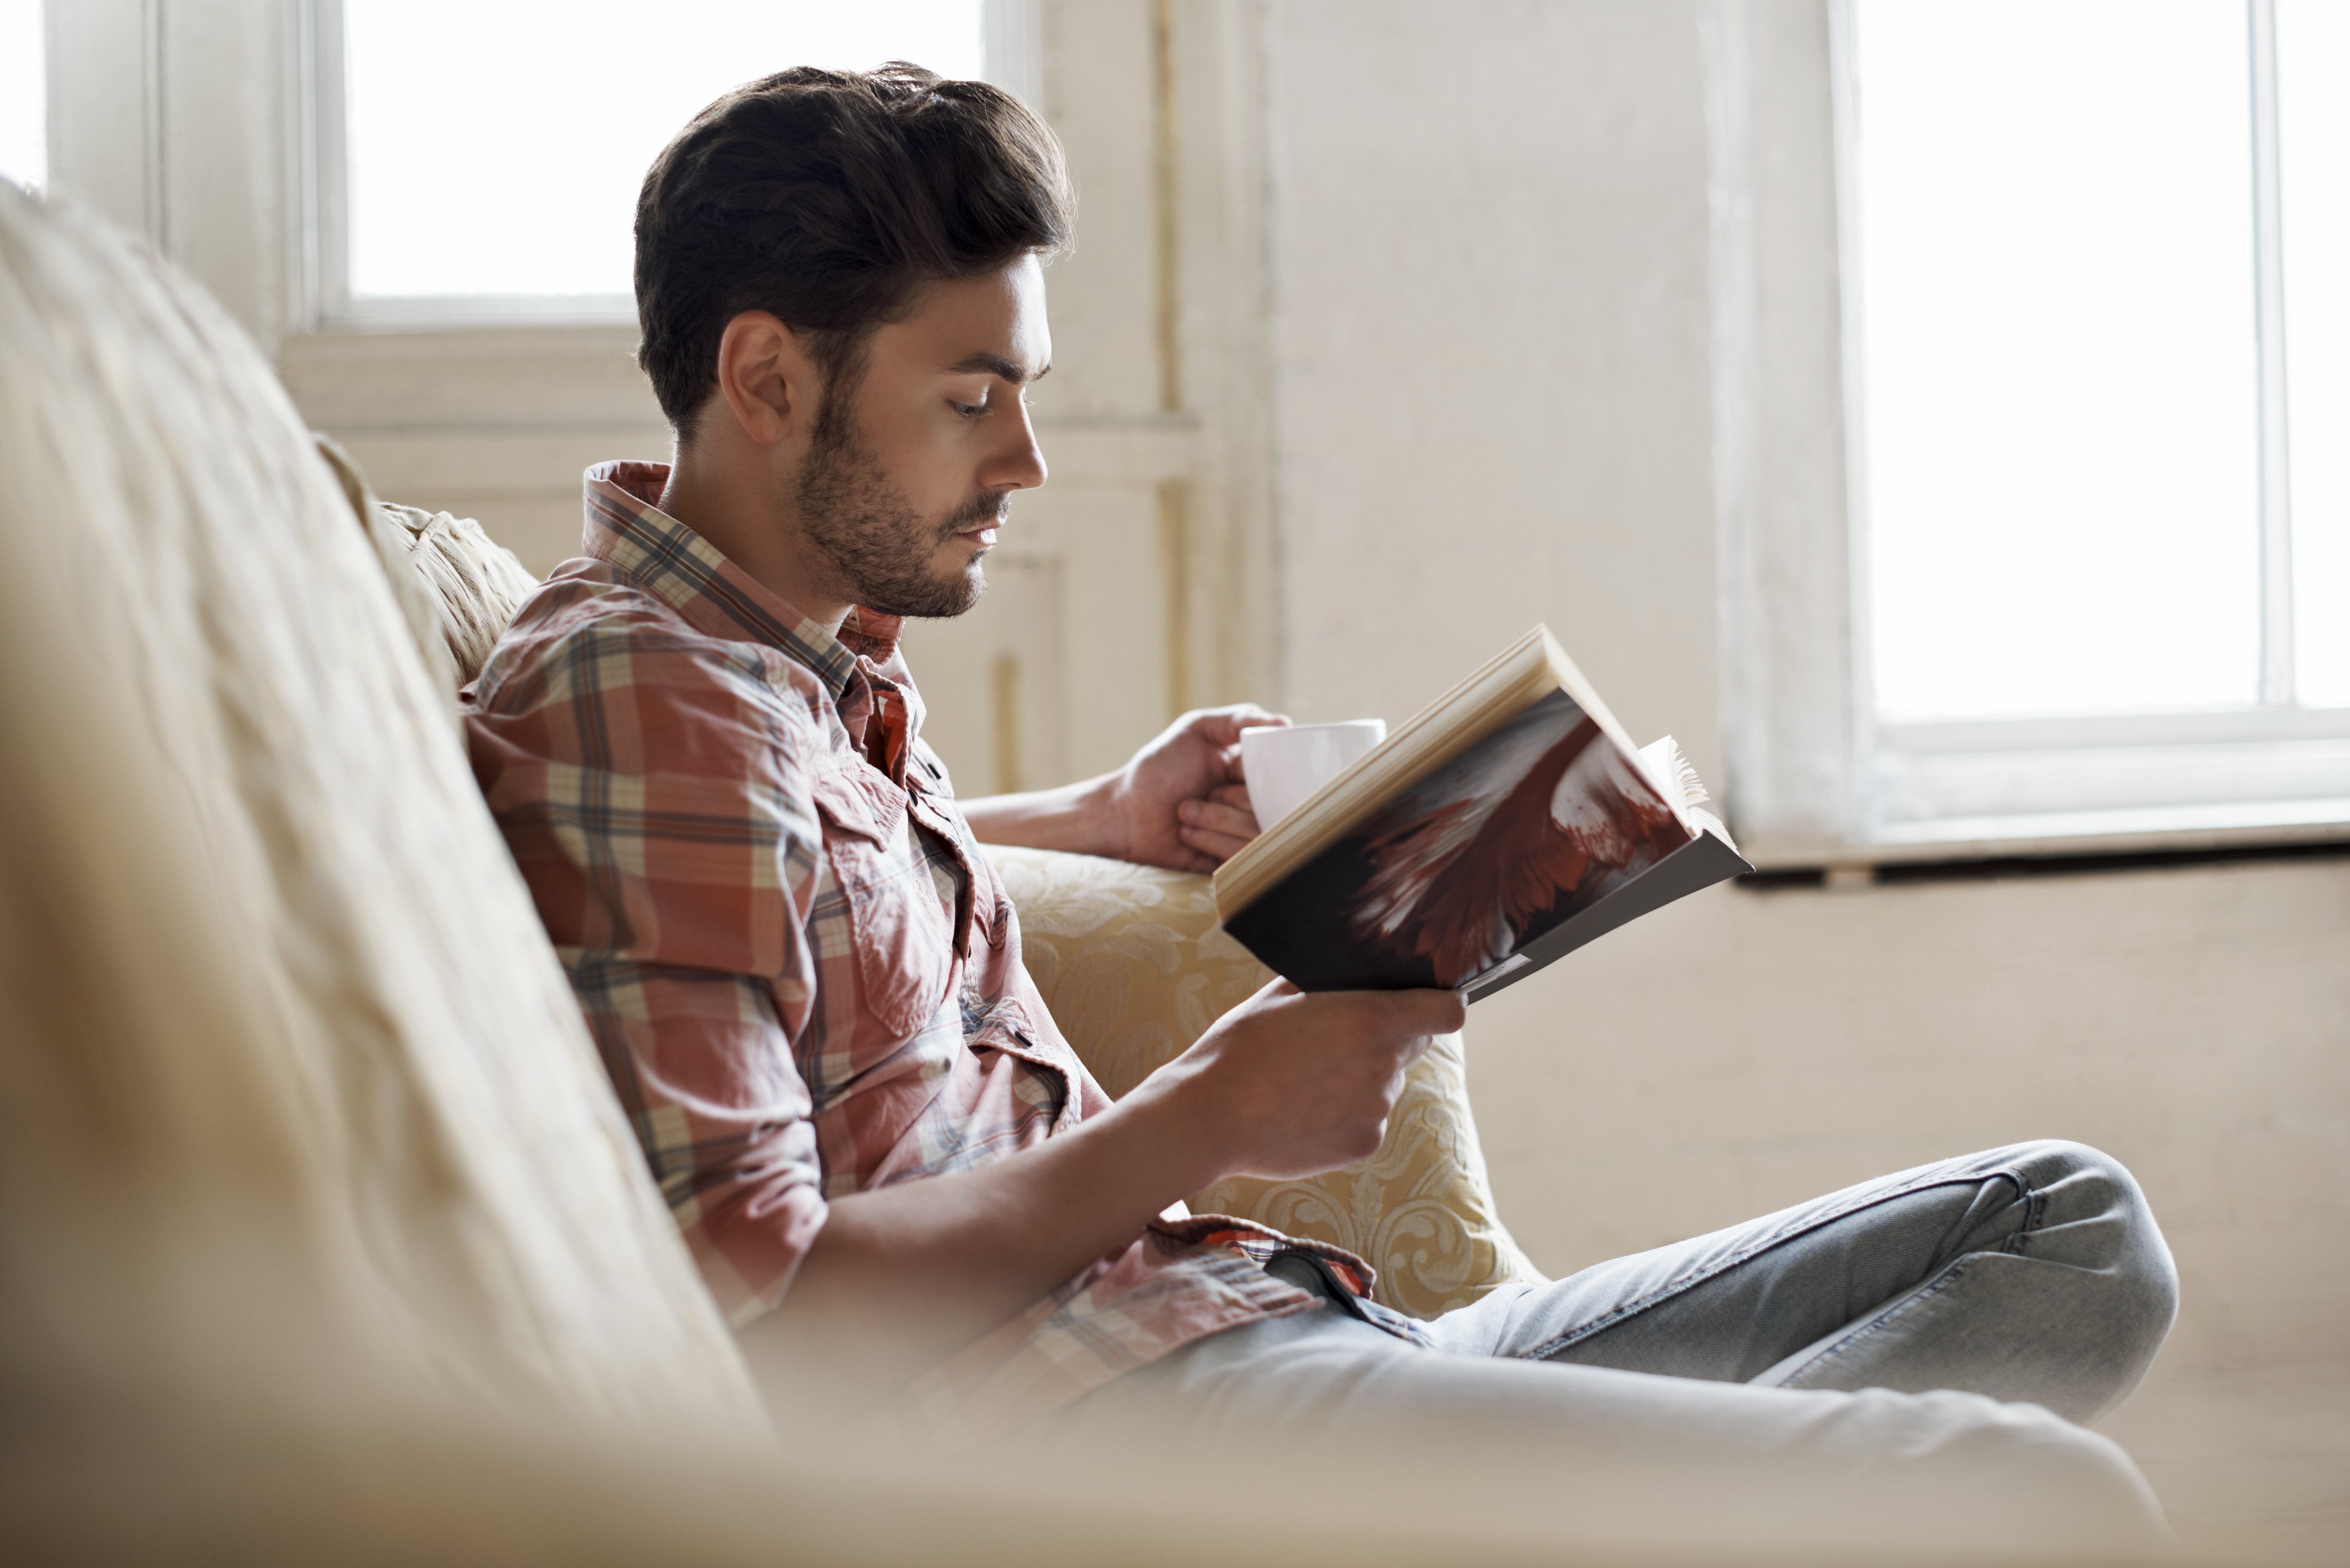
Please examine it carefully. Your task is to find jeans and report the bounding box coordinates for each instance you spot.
[1037,1141,2180,1554]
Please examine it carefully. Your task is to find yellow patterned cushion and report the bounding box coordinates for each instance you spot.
[984,845,1545,1319]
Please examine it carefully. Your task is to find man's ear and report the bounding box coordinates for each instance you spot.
[711,310,820,447]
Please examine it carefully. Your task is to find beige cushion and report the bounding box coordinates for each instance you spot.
[380,503,541,685]
[0,184,761,1437]
[312,435,539,690]
[985,845,1545,1319]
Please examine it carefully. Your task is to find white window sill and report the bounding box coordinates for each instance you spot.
[317,296,638,333]
[1853,795,2350,866]
[1737,742,2350,870]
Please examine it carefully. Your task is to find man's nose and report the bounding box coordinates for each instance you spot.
[990,401,1048,493]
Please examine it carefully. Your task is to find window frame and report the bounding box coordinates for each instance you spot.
[300,0,1032,332]
[1708,0,2350,870]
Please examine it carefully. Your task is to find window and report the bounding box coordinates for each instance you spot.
[1710,0,2350,864]
[0,0,44,192]
[1855,0,2263,724]
[1856,0,2349,722]
[2280,0,2350,708]
[319,0,988,323]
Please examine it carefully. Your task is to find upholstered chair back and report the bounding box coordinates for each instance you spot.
[0,185,762,1439]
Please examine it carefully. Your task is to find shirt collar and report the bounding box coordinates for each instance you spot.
[580,461,906,702]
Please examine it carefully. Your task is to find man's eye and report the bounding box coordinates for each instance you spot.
[951,399,987,419]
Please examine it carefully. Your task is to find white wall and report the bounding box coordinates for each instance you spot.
[1260,2,2348,1557]
[1269,0,1720,782]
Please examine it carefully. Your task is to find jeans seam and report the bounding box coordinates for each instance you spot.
[1766,1158,2043,1386]
[1516,1159,2041,1364]
[1999,1172,2048,1258]
[1773,1254,1977,1390]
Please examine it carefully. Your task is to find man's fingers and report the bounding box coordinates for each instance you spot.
[1349,987,1466,1037]
[1401,988,1469,1036]
[1178,799,1261,841]
[1187,704,1292,747]
[1285,986,1467,1040]
[1208,783,1253,810]
[1177,824,1256,864]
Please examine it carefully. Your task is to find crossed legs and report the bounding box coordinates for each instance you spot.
[1442,1138,2177,1420]
[1039,1141,2178,1553]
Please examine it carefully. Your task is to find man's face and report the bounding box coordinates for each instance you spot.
[792,255,1051,618]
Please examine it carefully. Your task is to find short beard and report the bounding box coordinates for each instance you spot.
[793,394,1006,620]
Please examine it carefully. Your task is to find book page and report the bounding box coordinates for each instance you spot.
[1636,734,1733,847]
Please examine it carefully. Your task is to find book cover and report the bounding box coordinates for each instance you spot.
[1217,653,1752,998]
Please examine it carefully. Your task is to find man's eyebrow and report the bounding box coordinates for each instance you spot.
[948,351,1052,384]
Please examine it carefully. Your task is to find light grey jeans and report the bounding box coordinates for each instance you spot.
[1038,1141,2180,1553]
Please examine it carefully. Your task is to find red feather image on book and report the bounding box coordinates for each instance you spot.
[1345,701,1689,986]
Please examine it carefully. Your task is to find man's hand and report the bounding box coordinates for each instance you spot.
[1124,980,1467,1180]
[960,702,1293,871]
[1104,704,1289,872]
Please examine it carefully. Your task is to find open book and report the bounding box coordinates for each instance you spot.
[1212,626,1752,1001]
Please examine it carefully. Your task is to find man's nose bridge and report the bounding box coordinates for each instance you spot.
[1004,397,1048,489]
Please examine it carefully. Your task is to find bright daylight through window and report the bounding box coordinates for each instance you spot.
[0,0,45,192]
[340,0,985,305]
[2279,0,2350,707]
[1853,0,2350,723]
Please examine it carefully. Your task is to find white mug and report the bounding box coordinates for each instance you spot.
[1240,719,1388,830]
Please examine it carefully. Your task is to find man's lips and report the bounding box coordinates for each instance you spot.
[948,496,1008,548]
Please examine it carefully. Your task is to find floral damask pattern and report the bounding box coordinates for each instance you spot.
[985,846,1546,1319]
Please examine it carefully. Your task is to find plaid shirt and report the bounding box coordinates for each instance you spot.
[464,462,1421,1441]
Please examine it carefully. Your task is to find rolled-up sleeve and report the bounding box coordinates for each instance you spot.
[467,592,832,1323]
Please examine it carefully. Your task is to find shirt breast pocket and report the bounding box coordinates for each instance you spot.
[810,760,957,1040]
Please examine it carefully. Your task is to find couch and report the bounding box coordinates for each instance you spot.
[0,175,1564,1557]
[0,181,2174,1567]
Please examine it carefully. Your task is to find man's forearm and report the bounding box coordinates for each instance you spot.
[959,773,1124,857]
[740,1072,1220,1382]
[959,705,1277,872]
[736,982,1460,1395]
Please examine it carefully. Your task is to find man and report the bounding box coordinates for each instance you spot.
[466,64,2176,1533]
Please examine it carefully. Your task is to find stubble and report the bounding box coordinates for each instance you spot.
[793,402,1006,619]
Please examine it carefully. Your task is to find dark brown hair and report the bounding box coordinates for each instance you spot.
[634,64,1073,435]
